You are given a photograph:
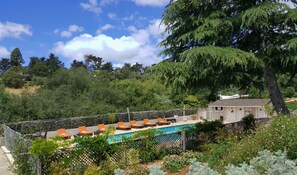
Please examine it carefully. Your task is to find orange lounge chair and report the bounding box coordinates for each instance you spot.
[117,122,131,130]
[57,128,71,139]
[144,118,157,127]
[130,120,145,128]
[79,126,93,136]
[98,124,106,133]
[157,118,171,125]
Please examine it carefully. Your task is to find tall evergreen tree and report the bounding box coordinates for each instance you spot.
[46,53,64,74]
[84,54,103,71]
[28,57,48,77]
[71,60,87,69]
[10,48,24,67]
[157,0,297,114]
[101,62,113,72]
[0,58,11,74]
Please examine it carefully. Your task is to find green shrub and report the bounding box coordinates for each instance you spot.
[32,76,47,85]
[129,129,161,162]
[188,162,220,175]
[162,151,202,173]
[74,134,116,165]
[222,115,297,167]
[188,119,224,144]
[30,138,59,163]
[83,165,104,175]
[198,141,235,169]
[111,148,140,169]
[83,159,117,175]
[283,86,296,98]
[241,114,255,131]
[13,138,33,175]
[2,66,25,88]
[163,155,187,172]
[127,165,148,175]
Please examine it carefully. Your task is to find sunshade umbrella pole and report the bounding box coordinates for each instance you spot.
[127,107,131,122]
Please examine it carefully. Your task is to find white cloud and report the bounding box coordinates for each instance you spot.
[131,29,150,45]
[53,33,161,66]
[53,18,166,66]
[80,0,117,15]
[147,19,166,38]
[69,25,84,32]
[0,22,32,39]
[80,0,102,15]
[128,25,137,32]
[54,29,60,34]
[60,31,72,38]
[132,0,170,7]
[56,25,84,38]
[108,12,117,20]
[96,24,114,35]
[122,14,134,21]
[0,46,9,58]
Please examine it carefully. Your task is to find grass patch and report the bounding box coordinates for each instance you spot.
[4,85,40,95]
[286,103,297,110]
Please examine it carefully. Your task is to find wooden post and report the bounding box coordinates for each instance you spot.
[181,131,186,151]
[127,107,130,122]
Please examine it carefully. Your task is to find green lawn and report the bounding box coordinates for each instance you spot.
[286,103,297,110]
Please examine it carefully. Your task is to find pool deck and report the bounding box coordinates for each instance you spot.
[46,116,203,139]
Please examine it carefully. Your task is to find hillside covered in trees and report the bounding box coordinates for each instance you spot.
[0,47,296,123]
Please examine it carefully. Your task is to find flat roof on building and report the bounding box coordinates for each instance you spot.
[209,99,271,107]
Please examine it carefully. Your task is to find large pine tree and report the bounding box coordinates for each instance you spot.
[157,0,297,114]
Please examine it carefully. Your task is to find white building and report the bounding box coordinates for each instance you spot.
[207,99,271,123]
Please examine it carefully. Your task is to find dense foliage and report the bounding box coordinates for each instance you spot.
[158,0,297,113]
[0,49,211,123]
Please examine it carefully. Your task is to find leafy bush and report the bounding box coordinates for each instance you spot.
[83,160,117,175]
[148,165,166,175]
[127,165,148,175]
[2,66,25,88]
[203,142,235,168]
[13,138,33,175]
[83,165,105,175]
[163,155,187,172]
[30,138,59,174]
[111,148,140,169]
[222,115,297,167]
[30,138,59,163]
[162,151,202,173]
[241,114,255,131]
[129,129,162,162]
[187,119,224,145]
[188,162,220,175]
[74,134,116,165]
[283,86,296,98]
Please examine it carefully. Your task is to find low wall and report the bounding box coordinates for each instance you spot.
[224,118,270,131]
[6,108,198,134]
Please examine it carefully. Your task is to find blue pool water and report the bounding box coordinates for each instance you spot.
[108,124,194,143]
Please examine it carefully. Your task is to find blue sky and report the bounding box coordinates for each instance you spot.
[0,0,170,67]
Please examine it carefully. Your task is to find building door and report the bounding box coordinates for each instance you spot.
[227,108,236,123]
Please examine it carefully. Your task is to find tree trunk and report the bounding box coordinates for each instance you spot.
[264,66,289,114]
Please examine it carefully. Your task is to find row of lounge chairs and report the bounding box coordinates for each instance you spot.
[57,118,171,139]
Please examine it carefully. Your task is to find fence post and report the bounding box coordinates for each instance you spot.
[181,131,186,151]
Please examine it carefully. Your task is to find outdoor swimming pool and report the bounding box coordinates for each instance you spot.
[108,124,194,143]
